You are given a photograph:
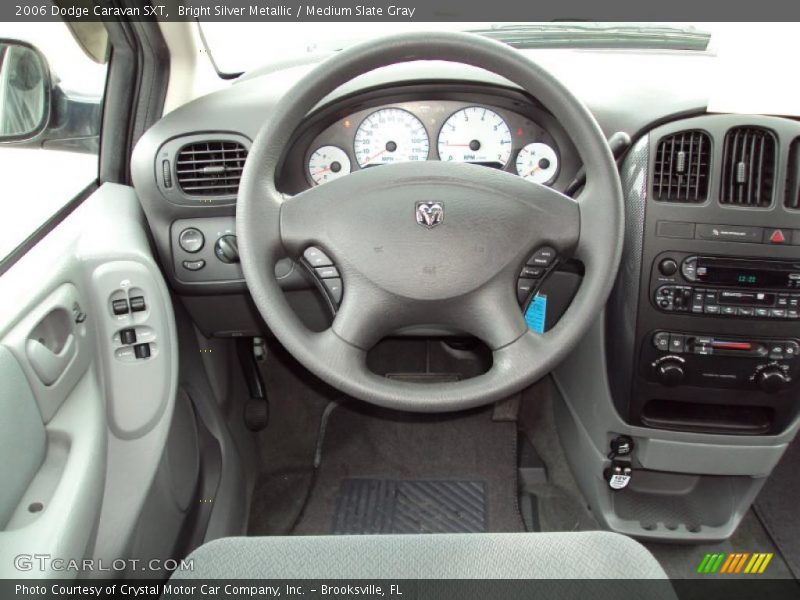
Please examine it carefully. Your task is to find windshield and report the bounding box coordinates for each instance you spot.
[200,22,711,76]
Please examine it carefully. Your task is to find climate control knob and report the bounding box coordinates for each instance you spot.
[756,367,789,393]
[655,358,685,387]
[214,234,239,264]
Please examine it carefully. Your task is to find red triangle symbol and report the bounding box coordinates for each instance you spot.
[770,230,786,243]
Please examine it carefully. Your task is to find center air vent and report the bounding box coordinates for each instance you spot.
[785,138,800,210]
[176,140,248,197]
[720,127,776,207]
[653,130,711,203]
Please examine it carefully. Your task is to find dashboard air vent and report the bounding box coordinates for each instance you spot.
[653,130,711,203]
[785,138,800,209]
[176,141,248,197]
[720,127,776,207]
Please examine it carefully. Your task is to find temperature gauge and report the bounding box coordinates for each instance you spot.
[515,143,559,185]
[308,145,351,185]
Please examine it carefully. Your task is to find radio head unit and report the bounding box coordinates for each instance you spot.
[683,256,800,289]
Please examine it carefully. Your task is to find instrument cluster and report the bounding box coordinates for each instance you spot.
[303,100,562,189]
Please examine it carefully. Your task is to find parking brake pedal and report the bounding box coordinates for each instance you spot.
[237,338,269,431]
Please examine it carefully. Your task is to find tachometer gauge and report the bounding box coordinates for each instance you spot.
[308,145,351,186]
[353,108,429,167]
[437,107,512,167]
[515,143,559,184]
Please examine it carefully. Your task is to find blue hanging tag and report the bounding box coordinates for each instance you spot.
[524,293,547,333]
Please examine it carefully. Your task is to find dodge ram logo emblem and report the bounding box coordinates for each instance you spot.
[415,201,444,229]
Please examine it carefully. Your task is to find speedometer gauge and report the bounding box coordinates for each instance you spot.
[354,108,429,168]
[515,143,559,185]
[437,107,512,167]
[308,145,351,185]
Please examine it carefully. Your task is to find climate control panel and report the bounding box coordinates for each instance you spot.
[642,330,800,392]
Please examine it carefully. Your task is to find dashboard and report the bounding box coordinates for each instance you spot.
[128,49,800,544]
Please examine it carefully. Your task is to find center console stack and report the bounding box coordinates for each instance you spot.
[612,115,800,437]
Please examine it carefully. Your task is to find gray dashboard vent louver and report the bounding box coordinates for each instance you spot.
[785,138,800,210]
[175,140,248,197]
[653,130,711,203]
[720,127,776,207]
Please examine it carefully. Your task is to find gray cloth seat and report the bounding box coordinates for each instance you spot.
[177,531,669,579]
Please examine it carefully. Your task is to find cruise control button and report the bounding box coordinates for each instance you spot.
[527,247,557,267]
[315,266,340,279]
[517,278,536,303]
[520,265,545,279]
[322,278,343,304]
[304,246,333,267]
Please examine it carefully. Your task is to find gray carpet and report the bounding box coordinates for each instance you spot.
[518,378,599,532]
[293,403,524,534]
[247,342,339,536]
[754,436,800,579]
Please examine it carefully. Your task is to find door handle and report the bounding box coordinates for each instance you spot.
[26,333,76,386]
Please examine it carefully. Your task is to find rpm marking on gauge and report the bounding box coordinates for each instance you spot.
[437,106,512,167]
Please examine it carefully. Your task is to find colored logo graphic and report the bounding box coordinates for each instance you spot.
[697,552,773,575]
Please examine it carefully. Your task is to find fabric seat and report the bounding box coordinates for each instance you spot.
[176,531,670,580]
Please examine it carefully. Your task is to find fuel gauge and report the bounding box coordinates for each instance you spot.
[515,143,559,185]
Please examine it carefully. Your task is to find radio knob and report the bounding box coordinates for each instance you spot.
[756,367,789,393]
[658,258,679,276]
[656,358,685,386]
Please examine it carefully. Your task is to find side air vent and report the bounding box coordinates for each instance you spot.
[176,141,248,197]
[720,127,776,207]
[785,138,800,210]
[653,130,711,203]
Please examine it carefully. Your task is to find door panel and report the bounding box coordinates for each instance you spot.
[0,183,178,578]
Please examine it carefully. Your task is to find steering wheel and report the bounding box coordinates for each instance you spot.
[237,32,623,412]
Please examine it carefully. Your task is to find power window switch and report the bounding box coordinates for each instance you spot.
[134,343,151,359]
[120,328,137,345]
[112,299,129,315]
[130,296,146,312]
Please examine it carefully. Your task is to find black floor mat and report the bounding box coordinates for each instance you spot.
[292,402,523,535]
[754,438,800,579]
[333,479,487,534]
